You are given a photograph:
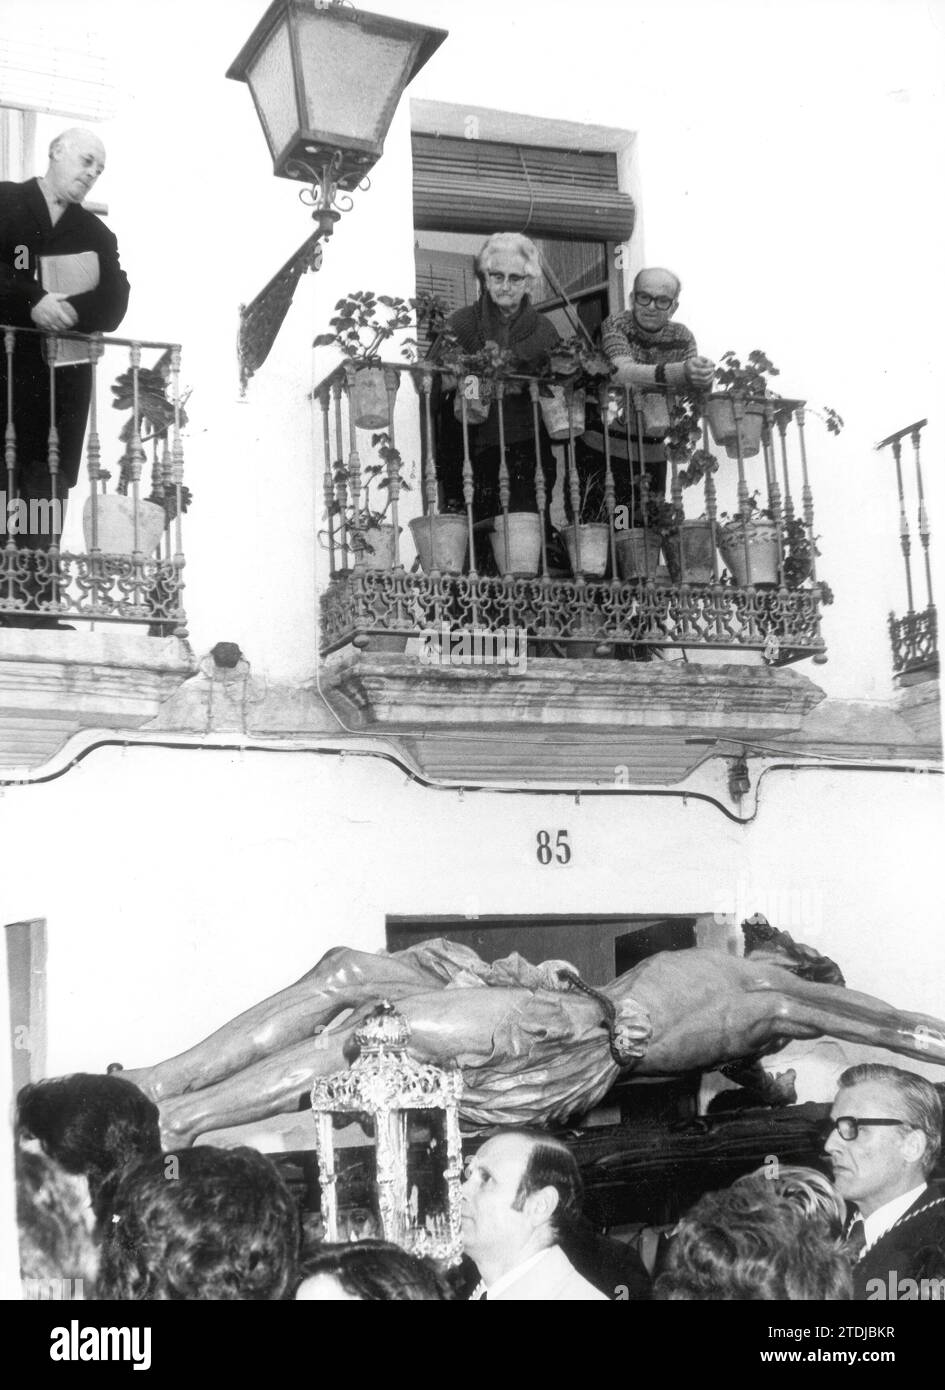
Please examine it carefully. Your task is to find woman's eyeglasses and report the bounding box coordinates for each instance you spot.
[486,272,527,287]
[819,1116,912,1142]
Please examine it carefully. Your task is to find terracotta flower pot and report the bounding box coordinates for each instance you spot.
[408,514,469,574]
[705,396,767,458]
[539,387,586,440]
[562,523,610,577]
[350,366,391,430]
[614,527,662,580]
[83,494,166,556]
[664,519,717,585]
[638,391,671,435]
[489,512,542,577]
[355,523,399,570]
[453,376,492,425]
[718,518,780,586]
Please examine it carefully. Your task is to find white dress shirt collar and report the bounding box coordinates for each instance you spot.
[479,1244,556,1299]
[862,1183,927,1251]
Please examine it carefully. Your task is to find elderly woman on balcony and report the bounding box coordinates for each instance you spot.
[431,231,560,533]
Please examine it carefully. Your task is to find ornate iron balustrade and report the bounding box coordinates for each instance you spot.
[316,359,828,665]
[876,419,937,679]
[888,607,938,677]
[321,570,824,662]
[1,324,186,633]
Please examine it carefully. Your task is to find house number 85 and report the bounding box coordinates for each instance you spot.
[536,830,571,865]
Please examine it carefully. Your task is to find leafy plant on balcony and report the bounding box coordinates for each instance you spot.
[719,494,833,601]
[323,432,412,559]
[313,290,451,365]
[714,349,781,399]
[431,326,516,380]
[547,335,615,391]
[105,356,192,520]
[714,349,844,433]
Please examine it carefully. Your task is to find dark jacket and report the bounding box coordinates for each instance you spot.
[0,178,130,488]
[852,1185,945,1300]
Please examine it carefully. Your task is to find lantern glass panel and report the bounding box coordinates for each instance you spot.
[332,1111,382,1242]
[405,1109,450,1240]
[246,21,297,162]
[295,14,417,149]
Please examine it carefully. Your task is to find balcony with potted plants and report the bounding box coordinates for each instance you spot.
[316,308,834,665]
[313,299,844,774]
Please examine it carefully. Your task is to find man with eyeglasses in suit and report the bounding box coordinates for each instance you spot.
[823,1064,945,1299]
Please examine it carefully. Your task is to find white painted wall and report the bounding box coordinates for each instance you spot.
[1,743,941,1097]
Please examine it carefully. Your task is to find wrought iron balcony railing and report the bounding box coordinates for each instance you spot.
[1,324,187,634]
[876,419,938,679]
[316,360,828,666]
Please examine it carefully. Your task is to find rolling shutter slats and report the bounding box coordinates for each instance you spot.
[412,135,635,242]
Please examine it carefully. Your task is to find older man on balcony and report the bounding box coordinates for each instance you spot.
[577,267,715,524]
[0,128,130,627]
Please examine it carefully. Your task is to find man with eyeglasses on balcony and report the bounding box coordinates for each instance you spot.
[823,1064,945,1299]
[579,267,715,518]
[0,128,130,628]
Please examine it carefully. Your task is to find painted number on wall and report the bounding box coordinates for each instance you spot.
[536,830,571,865]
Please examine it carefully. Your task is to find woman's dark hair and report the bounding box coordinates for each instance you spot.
[98,1146,299,1300]
[16,1074,161,1223]
[296,1240,450,1301]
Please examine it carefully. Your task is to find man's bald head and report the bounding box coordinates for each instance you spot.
[45,128,106,205]
[634,266,682,299]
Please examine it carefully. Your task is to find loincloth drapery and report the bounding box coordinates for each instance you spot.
[389,938,652,1127]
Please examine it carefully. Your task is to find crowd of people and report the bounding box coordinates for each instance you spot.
[15,1062,944,1301]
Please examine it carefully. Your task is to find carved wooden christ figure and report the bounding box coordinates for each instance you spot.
[120,930,945,1146]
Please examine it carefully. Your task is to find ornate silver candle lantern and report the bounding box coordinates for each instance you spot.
[310,1002,464,1264]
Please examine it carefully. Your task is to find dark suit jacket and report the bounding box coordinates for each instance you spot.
[0,178,130,488]
[853,1185,945,1300]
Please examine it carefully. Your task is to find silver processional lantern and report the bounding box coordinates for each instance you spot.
[310,1002,464,1265]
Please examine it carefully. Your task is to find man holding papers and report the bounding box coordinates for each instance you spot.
[0,128,130,625]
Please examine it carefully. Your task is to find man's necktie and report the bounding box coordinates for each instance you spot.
[845,1215,866,1259]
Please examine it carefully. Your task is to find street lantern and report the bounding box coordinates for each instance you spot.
[229,1,447,391]
[310,1002,464,1265]
[227,0,446,235]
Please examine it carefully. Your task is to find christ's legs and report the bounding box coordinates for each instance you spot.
[158,1026,353,1148]
[122,947,437,1103]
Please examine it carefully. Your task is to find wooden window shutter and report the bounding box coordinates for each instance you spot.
[413,134,635,242]
[412,247,479,351]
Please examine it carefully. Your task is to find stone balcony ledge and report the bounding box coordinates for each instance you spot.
[0,629,197,771]
[320,649,826,733]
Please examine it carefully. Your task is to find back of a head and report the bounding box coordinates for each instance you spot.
[17,1146,98,1296]
[738,1164,848,1241]
[655,1178,852,1301]
[512,1130,584,1241]
[17,1074,161,1221]
[98,1146,299,1300]
[296,1240,450,1301]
